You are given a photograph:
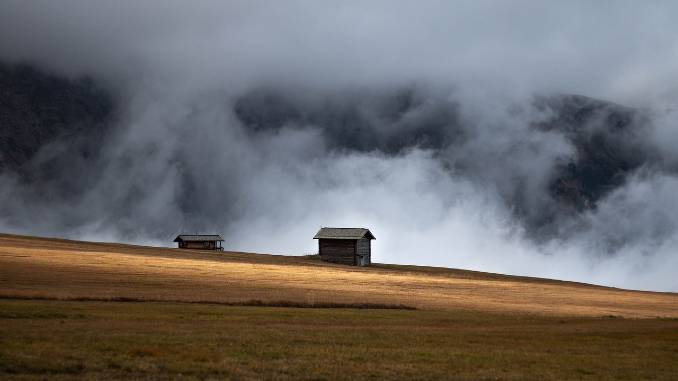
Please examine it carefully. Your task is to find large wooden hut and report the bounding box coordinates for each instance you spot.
[313,227,375,266]
[173,234,224,251]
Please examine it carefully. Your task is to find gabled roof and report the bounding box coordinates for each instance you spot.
[313,228,375,240]
[173,234,224,242]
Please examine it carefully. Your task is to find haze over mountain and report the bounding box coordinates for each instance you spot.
[1,1,677,291]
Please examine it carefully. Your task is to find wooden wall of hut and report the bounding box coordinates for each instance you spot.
[318,239,357,265]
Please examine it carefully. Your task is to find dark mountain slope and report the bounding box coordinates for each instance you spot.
[535,94,657,211]
[0,62,114,176]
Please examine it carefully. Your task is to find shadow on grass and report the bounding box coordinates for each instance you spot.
[0,294,416,310]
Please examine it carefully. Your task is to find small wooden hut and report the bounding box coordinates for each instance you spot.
[173,234,224,251]
[313,227,375,266]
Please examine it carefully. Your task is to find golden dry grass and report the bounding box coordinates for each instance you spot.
[1,233,677,317]
[2,233,678,380]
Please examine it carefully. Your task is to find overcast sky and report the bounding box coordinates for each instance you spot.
[2,1,678,104]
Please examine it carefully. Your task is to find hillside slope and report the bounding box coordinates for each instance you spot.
[0,233,676,318]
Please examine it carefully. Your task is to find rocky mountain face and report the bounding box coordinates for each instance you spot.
[534,94,657,212]
[0,62,114,185]
[234,87,463,154]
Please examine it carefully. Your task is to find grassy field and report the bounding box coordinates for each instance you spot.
[1,233,678,380]
[1,299,677,381]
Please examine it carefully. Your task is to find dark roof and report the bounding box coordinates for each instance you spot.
[173,234,224,242]
[313,228,375,240]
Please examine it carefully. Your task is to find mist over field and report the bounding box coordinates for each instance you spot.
[1,1,678,291]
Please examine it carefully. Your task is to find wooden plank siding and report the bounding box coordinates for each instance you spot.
[174,235,224,251]
[319,239,357,265]
[181,241,216,250]
[356,238,371,266]
[313,228,374,266]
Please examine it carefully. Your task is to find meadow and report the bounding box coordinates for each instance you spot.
[1,299,677,380]
[1,233,677,380]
